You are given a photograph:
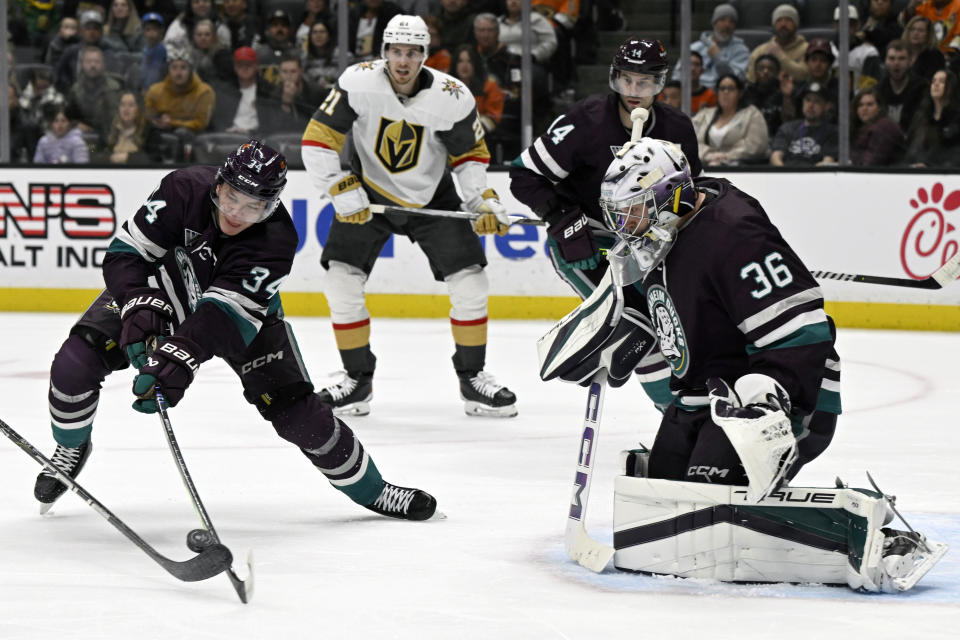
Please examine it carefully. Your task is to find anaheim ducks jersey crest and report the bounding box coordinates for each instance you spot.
[303,59,489,207]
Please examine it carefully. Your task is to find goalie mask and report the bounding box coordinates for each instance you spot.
[600,138,696,276]
[381,14,430,75]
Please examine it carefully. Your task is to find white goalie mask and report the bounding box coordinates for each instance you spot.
[600,138,697,277]
[381,14,430,73]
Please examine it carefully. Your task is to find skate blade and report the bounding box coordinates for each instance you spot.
[463,401,518,418]
[890,540,949,592]
[331,401,371,417]
[38,501,55,516]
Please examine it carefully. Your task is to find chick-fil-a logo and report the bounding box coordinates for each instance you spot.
[900,182,960,279]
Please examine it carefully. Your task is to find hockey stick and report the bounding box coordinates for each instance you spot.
[368,203,545,226]
[565,370,615,572]
[810,251,960,289]
[154,388,253,603]
[0,417,232,582]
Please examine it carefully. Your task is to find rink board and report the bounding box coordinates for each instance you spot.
[0,168,958,329]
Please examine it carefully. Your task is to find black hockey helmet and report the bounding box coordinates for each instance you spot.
[609,38,668,98]
[214,140,288,221]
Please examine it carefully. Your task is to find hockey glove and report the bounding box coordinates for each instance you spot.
[132,336,201,413]
[465,188,511,236]
[707,374,799,502]
[119,287,175,369]
[330,174,371,224]
[547,208,602,270]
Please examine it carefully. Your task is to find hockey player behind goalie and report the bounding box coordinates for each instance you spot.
[537,130,946,592]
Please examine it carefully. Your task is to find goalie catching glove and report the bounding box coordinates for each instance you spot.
[707,374,798,503]
[132,336,202,413]
[464,188,510,236]
[119,287,175,369]
[330,174,371,224]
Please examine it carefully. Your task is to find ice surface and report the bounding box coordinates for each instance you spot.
[0,313,957,639]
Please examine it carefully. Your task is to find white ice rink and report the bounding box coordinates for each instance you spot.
[0,313,958,639]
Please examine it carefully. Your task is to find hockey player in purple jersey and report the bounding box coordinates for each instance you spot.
[33,140,437,522]
[537,134,946,591]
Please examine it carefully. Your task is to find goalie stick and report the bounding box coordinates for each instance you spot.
[811,251,960,289]
[564,370,615,572]
[0,417,232,582]
[155,388,253,603]
[368,203,545,226]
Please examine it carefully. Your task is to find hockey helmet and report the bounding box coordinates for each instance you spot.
[381,14,430,60]
[609,38,668,98]
[213,140,288,223]
[600,138,696,272]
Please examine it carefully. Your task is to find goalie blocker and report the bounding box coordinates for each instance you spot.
[613,449,947,593]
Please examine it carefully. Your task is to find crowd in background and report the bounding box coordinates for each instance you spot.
[5,0,960,168]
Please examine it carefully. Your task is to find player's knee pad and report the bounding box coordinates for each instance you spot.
[258,384,338,450]
[445,265,488,320]
[51,334,113,394]
[70,324,128,371]
[324,260,368,323]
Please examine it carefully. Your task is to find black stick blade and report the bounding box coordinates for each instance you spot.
[159,543,233,582]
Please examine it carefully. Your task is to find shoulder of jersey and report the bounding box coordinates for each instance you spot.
[421,67,477,114]
[337,59,390,92]
[567,93,611,124]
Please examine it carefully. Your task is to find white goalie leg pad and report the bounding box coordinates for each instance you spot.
[324,260,370,324]
[445,265,488,320]
[611,477,944,591]
[537,269,624,381]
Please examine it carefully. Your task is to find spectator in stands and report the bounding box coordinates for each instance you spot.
[144,45,215,156]
[687,50,718,114]
[832,5,881,89]
[850,85,905,165]
[451,44,505,135]
[743,53,790,137]
[270,53,324,133]
[499,0,557,65]
[8,82,41,163]
[19,67,66,133]
[692,72,770,166]
[164,0,229,47]
[905,68,960,166]
[860,0,901,53]
[33,104,90,164]
[133,0,178,27]
[141,12,168,92]
[782,38,840,123]
[876,39,927,130]
[55,10,116,92]
[659,80,682,108]
[424,15,452,73]
[44,16,80,68]
[256,9,299,79]
[770,82,838,166]
[220,0,260,49]
[747,3,808,83]
[474,13,522,100]
[348,0,402,62]
[189,17,234,82]
[8,0,61,48]
[296,0,332,49]
[103,0,145,52]
[902,15,946,80]
[532,0,578,91]
[209,46,278,135]
[899,0,960,52]
[437,0,476,51]
[65,45,124,144]
[101,90,152,163]
[302,20,345,88]
[672,3,750,89]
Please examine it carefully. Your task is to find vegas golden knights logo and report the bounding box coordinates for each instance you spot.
[374,117,424,173]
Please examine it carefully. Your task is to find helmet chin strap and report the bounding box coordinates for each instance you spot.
[616,108,649,158]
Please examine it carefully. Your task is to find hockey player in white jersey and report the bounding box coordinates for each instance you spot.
[301,15,517,418]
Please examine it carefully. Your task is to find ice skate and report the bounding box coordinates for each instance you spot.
[878,527,948,592]
[34,439,92,513]
[318,372,373,416]
[458,370,518,418]
[364,482,437,521]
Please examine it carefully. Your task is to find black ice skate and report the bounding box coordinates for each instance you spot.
[34,439,92,514]
[458,370,518,418]
[364,482,437,521]
[318,372,373,416]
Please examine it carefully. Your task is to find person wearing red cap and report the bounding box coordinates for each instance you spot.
[208,46,281,135]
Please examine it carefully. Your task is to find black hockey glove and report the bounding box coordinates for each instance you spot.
[132,336,201,413]
[547,208,601,270]
[120,287,175,369]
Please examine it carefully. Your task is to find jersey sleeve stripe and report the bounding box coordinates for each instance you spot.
[532,137,569,180]
[111,223,165,261]
[200,289,266,344]
[449,139,491,167]
[302,119,347,152]
[736,287,824,334]
[746,316,833,352]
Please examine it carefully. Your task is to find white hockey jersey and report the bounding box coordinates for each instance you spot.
[302,59,491,208]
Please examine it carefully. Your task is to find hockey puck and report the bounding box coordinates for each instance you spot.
[186,528,216,553]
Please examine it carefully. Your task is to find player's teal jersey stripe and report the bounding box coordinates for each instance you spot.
[745,321,834,354]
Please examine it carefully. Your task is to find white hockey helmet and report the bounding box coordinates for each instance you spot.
[600,138,697,272]
[381,14,430,62]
